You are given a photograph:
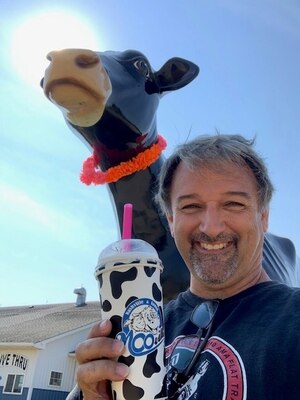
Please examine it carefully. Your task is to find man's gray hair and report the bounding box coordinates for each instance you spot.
[155,134,274,215]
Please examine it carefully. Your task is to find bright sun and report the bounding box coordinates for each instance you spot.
[9,10,100,89]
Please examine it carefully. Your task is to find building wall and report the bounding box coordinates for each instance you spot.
[0,388,29,400]
[31,388,68,400]
[32,327,91,393]
[0,347,39,400]
[0,325,92,399]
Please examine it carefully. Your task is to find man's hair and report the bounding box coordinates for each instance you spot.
[155,134,274,215]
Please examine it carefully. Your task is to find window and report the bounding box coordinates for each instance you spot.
[49,371,63,387]
[4,374,24,394]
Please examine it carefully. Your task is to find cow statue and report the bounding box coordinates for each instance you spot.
[41,48,300,301]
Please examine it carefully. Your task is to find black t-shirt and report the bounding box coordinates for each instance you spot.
[164,282,300,400]
[67,282,300,400]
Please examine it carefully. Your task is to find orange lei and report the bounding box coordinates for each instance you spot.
[80,135,167,185]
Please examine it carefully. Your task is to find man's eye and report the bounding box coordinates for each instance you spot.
[225,202,245,210]
[181,204,202,212]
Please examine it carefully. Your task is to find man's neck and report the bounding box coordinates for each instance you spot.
[190,269,271,300]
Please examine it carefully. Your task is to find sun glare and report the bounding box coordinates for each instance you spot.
[9,10,100,89]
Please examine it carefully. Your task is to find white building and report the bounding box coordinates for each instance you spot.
[0,295,100,400]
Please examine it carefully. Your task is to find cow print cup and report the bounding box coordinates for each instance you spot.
[95,239,166,400]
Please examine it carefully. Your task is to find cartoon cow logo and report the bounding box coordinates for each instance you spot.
[124,305,161,334]
[116,298,164,357]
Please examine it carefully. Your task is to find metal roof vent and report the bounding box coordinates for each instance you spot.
[73,287,87,307]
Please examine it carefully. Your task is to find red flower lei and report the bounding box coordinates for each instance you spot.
[80,135,167,185]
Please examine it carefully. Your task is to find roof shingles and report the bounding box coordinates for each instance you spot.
[0,302,101,344]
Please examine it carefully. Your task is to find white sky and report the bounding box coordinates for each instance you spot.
[1,0,299,306]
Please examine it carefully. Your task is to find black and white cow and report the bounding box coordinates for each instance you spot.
[41,48,300,302]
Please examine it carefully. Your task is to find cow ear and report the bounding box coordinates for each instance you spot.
[153,57,199,94]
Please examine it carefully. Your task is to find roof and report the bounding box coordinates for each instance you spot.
[0,301,101,345]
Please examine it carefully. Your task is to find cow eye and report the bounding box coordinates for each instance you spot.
[134,59,150,77]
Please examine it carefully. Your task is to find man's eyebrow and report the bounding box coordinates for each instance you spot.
[175,191,252,203]
[175,194,200,203]
[224,191,252,199]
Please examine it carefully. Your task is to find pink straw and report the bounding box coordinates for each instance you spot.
[122,203,133,240]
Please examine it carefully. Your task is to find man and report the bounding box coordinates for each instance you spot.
[68,134,300,399]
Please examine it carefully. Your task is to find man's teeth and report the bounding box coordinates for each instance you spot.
[200,242,228,250]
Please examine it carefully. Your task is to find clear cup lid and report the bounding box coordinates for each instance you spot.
[97,238,159,265]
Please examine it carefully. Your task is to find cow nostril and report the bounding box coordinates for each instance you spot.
[46,52,53,62]
[75,53,100,68]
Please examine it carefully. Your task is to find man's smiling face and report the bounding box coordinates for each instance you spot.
[167,161,269,296]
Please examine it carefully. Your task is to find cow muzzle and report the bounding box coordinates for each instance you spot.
[42,48,112,127]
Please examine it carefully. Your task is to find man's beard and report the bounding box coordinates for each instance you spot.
[189,233,239,285]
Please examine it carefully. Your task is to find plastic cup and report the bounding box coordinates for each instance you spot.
[95,238,166,400]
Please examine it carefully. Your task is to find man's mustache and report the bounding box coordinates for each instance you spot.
[190,233,238,244]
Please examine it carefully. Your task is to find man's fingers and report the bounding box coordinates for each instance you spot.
[73,320,129,400]
[77,359,129,383]
[87,320,112,339]
[76,336,125,364]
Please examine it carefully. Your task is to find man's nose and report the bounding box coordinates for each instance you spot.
[199,206,225,237]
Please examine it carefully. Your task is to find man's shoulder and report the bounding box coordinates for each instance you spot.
[265,281,300,298]
[248,282,300,307]
[245,281,300,298]
[245,282,300,323]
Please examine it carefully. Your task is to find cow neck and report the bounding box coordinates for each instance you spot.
[80,135,167,185]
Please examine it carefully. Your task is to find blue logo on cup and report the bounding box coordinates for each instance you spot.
[116,298,164,356]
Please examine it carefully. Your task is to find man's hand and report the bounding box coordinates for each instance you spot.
[75,319,129,400]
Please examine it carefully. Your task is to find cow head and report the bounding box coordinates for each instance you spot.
[41,49,199,163]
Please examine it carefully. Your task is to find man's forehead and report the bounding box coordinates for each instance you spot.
[174,159,254,179]
[171,160,259,198]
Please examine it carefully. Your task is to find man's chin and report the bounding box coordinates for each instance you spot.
[190,248,238,276]
[191,262,238,286]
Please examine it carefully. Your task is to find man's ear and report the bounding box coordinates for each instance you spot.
[166,213,174,237]
[261,208,269,233]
